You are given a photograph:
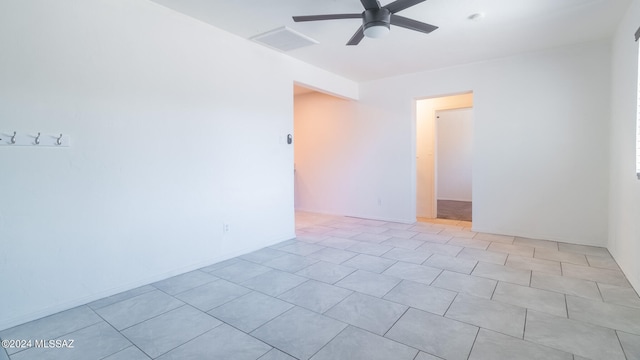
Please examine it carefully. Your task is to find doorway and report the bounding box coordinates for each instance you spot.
[416,93,474,221]
[435,108,473,221]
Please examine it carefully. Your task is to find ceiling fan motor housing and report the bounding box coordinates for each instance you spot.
[363,8,391,32]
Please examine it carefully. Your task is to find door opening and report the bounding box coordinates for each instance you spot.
[416,92,474,222]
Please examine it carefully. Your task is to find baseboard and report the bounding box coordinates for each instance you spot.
[294,207,415,224]
[437,198,472,202]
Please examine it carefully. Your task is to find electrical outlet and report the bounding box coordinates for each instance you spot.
[223,223,230,233]
[377,197,382,206]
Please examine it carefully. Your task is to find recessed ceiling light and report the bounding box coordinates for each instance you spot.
[468,13,485,21]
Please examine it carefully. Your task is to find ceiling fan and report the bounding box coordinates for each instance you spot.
[292,0,438,46]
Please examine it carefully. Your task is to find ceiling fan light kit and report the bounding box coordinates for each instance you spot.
[363,8,391,38]
[293,0,438,46]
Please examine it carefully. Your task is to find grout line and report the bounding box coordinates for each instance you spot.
[466,326,481,360]
[383,306,411,338]
[489,280,499,299]
[614,330,630,360]
[522,308,528,340]
[595,282,605,301]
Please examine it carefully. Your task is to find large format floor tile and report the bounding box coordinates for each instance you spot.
[325,292,407,335]
[10,322,130,360]
[251,307,347,360]
[599,283,640,308]
[263,253,319,273]
[239,248,288,264]
[618,331,640,360]
[210,260,273,283]
[310,326,417,360]
[341,254,396,273]
[381,247,433,264]
[382,262,441,285]
[208,291,293,333]
[334,270,401,297]
[524,310,626,360]
[294,261,356,284]
[386,308,478,360]
[384,280,456,315]
[513,237,559,251]
[431,270,497,299]
[380,237,425,250]
[493,282,567,317]
[469,329,572,360]
[88,285,156,310]
[530,272,601,300]
[102,346,151,360]
[558,243,612,257]
[151,270,218,295]
[472,262,531,286]
[488,243,534,257]
[533,248,588,265]
[566,295,640,335]
[457,248,507,265]
[157,324,271,360]
[306,247,357,264]
[424,253,477,274]
[5,212,637,360]
[241,270,307,297]
[278,280,352,313]
[562,263,630,287]
[259,348,297,360]
[174,279,250,312]
[505,255,561,275]
[95,290,184,330]
[121,305,221,358]
[445,295,526,338]
[0,306,102,354]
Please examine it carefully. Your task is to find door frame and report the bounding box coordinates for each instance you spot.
[414,92,474,220]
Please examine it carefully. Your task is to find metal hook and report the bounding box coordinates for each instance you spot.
[10,131,16,144]
[56,134,63,146]
[35,132,41,145]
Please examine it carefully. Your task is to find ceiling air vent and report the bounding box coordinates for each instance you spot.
[250,26,318,52]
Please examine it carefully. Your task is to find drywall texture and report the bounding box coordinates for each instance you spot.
[436,108,474,202]
[608,0,640,291]
[293,92,371,217]
[0,0,357,330]
[358,40,611,244]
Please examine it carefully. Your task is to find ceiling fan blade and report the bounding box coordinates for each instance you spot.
[292,14,361,22]
[390,14,438,33]
[347,26,365,45]
[384,0,426,14]
[360,0,381,10]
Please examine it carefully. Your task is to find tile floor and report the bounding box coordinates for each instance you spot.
[2,212,640,360]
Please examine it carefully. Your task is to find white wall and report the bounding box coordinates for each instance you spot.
[0,0,357,330]
[293,91,383,217]
[356,40,611,243]
[437,108,474,202]
[608,0,640,291]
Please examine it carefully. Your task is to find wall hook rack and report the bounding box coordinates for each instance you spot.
[1,132,70,147]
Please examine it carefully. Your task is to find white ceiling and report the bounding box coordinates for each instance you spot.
[150,0,630,82]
